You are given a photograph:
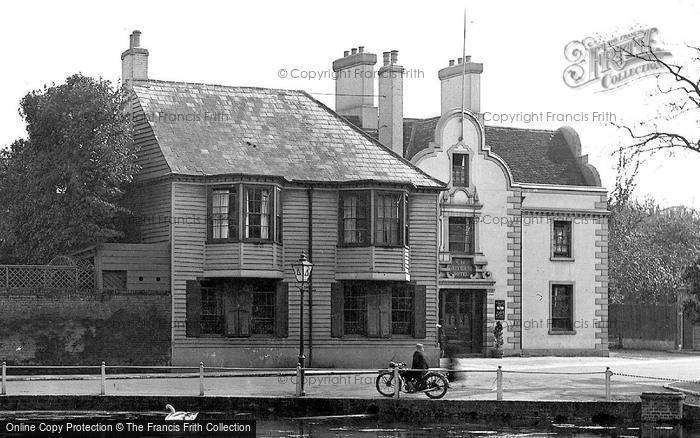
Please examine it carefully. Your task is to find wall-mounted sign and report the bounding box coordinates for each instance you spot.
[495,300,505,321]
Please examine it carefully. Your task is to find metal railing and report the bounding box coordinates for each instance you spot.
[1,361,674,401]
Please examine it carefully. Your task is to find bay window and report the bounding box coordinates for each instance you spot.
[375,192,403,246]
[246,186,271,239]
[338,190,406,247]
[339,191,370,245]
[207,184,281,243]
[211,188,237,240]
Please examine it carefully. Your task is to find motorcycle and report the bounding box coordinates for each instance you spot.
[375,361,449,399]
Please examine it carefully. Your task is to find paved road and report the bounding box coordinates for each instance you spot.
[2,350,698,401]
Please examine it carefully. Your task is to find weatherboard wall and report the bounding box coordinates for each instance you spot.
[169,182,440,368]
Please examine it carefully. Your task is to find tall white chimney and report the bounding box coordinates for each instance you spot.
[438,55,482,114]
[378,50,404,156]
[121,30,149,85]
[332,48,378,130]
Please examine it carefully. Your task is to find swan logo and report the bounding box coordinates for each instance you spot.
[563,27,672,92]
[164,404,199,421]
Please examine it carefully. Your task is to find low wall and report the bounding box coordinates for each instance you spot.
[0,289,171,366]
[173,345,441,368]
[0,395,640,425]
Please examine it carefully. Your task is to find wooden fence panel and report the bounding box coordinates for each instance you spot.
[609,303,677,341]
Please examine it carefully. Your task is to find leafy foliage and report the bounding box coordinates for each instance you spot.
[0,74,137,263]
[493,321,504,349]
[608,150,700,303]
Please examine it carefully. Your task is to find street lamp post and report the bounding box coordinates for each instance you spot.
[291,252,313,396]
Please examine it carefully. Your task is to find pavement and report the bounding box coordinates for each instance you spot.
[2,350,699,401]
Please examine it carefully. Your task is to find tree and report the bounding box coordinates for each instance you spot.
[612,36,700,157]
[0,74,137,263]
[608,150,700,303]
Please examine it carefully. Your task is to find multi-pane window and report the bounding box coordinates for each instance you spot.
[339,191,406,247]
[391,285,413,335]
[200,287,224,335]
[343,283,368,335]
[194,280,280,337]
[209,185,280,242]
[448,216,475,254]
[251,290,275,335]
[375,192,403,246]
[212,188,237,239]
[552,221,572,258]
[452,153,469,187]
[246,187,271,239]
[551,284,573,332]
[340,191,370,245]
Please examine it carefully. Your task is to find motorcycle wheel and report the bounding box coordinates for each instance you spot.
[375,372,400,397]
[423,373,448,399]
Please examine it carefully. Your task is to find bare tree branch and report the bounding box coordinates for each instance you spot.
[608,36,700,157]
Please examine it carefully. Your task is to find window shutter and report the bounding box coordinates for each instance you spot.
[186,280,202,337]
[239,290,252,337]
[379,287,391,338]
[413,284,426,338]
[206,188,213,241]
[275,281,289,337]
[330,282,344,338]
[367,286,381,338]
[224,291,238,337]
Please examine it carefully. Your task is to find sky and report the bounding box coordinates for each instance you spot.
[1,0,698,207]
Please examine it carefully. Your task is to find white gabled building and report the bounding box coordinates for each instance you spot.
[332,49,609,356]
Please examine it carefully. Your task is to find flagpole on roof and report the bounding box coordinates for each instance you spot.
[461,7,467,141]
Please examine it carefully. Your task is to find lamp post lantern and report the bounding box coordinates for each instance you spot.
[291,252,313,396]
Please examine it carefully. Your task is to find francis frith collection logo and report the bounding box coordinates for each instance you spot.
[563,27,672,91]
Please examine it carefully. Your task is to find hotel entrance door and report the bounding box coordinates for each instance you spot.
[439,289,485,355]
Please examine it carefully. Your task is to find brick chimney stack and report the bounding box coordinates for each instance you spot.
[438,55,483,114]
[121,30,149,85]
[378,50,404,156]
[332,47,378,130]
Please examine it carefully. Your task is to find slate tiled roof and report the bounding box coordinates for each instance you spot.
[402,117,592,186]
[131,80,443,188]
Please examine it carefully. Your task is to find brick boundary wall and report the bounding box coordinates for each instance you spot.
[640,392,685,422]
[506,189,523,352]
[0,289,171,366]
[594,194,609,353]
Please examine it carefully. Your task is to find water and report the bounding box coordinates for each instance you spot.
[0,412,698,437]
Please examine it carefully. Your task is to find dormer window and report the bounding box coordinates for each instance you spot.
[452,153,469,187]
